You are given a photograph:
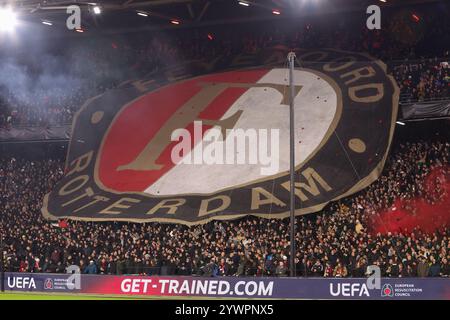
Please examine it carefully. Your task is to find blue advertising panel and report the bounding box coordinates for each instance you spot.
[3,273,450,300]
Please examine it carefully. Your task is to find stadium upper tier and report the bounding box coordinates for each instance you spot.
[1,4,449,129]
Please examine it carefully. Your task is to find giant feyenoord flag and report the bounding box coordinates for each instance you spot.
[42,48,399,225]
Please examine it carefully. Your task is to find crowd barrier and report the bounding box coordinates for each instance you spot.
[2,98,449,143]
[0,125,71,142]
[2,272,449,299]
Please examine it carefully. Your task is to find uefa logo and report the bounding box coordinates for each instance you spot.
[44,278,54,290]
[381,283,394,297]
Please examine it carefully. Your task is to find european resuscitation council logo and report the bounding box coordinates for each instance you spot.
[381,283,394,297]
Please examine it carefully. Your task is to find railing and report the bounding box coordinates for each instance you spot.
[400,96,450,105]
[4,264,442,278]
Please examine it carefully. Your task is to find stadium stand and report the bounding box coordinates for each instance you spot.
[1,131,448,277]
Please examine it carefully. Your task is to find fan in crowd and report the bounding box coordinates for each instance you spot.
[0,139,448,277]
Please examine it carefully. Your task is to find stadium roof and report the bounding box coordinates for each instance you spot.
[0,0,445,34]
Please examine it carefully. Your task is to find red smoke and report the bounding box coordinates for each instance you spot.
[369,166,450,234]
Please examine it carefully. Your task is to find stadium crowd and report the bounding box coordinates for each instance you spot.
[1,137,448,277]
[1,5,450,128]
[393,55,450,102]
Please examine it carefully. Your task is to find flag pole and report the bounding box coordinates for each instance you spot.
[288,51,297,277]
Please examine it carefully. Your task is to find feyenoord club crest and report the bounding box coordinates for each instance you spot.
[42,48,399,225]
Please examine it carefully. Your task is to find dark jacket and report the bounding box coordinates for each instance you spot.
[428,263,441,277]
[417,261,429,277]
[84,262,97,274]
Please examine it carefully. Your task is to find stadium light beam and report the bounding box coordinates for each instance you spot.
[0,7,18,32]
[93,6,101,15]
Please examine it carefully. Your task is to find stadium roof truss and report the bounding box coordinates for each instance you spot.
[0,0,444,30]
